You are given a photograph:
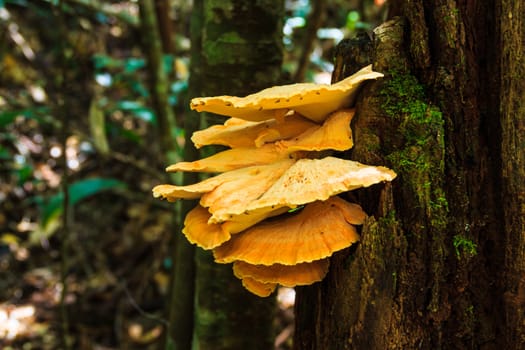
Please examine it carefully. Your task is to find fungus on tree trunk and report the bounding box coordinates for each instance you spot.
[190,65,383,123]
[152,66,396,296]
[191,112,316,149]
[233,260,330,297]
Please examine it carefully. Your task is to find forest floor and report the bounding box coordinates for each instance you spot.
[0,114,293,349]
[0,145,294,349]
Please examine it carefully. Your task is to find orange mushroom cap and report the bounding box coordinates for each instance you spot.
[190,65,383,123]
[219,206,290,234]
[165,143,300,173]
[182,205,290,249]
[182,205,230,249]
[243,156,396,217]
[213,197,364,266]
[240,277,277,297]
[278,109,355,152]
[199,159,294,223]
[209,156,394,223]
[152,159,294,202]
[233,259,330,287]
[191,113,317,149]
[166,110,357,173]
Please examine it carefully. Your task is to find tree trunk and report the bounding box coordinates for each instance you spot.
[294,1,524,349]
[499,0,525,346]
[190,1,284,349]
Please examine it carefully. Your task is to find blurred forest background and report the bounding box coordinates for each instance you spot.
[0,0,386,349]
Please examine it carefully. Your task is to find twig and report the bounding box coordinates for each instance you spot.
[52,1,72,349]
[163,0,201,347]
[154,0,175,54]
[138,0,180,164]
[294,0,326,82]
[111,151,165,181]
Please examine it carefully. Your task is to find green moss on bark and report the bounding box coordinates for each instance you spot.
[381,71,448,230]
[379,71,449,316]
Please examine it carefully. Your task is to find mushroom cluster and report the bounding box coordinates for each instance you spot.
[153,65,396,297]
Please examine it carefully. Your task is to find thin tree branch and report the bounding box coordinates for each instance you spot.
[154,0,175,54]
[51,1,72,349]
[139,0,180,164]
[163,0,203,346]
[294,0,326,82]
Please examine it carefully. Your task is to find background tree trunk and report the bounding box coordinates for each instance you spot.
[190,1,284,349]
[165,0,202,347]
[498,1,525,347]
[295,0,524,348]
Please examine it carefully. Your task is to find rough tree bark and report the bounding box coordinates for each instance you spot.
[294,1,524,349]
[499,1,525,347]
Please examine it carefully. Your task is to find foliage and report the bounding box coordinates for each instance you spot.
[453,234,477,259]
[30,177,127,244]
[0,0,387,348]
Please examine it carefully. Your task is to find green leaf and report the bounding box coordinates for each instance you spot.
[171,80,188,95]
[0,146,11,160]
[16,165,33,185]
[115,100,156,124]
[162,54,174,75]
[89,98,110,154]
[39,177,127,229]
[93,54,119,70]
[0,107,50,127]
[346,11,360,31]
[130,80,150,98]
[124,58,146,73]
[287,205,304,213]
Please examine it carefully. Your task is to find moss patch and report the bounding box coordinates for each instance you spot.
[380,71,448,231]
[379,71,449,315]
[453,234,477,259]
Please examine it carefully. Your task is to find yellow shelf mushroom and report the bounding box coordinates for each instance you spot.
[233,259,330,288]
[240,156,396,221]
[165,109,356,173]
[213,197,364,266]
[152,66,396,296]
[190,65,383,123]
[153,159,294,212]
[240,277,277,298]
[191,112,317,149]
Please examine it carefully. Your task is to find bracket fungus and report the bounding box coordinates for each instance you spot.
[233,260,330,288]
[152,66,396,296]
[190,65,383,123]
[166,109,356,173]
[182,205,231,249]
[213,197,364,266]
[233,260,330,297]
[240,277,277,298]
[191,112,317,149]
